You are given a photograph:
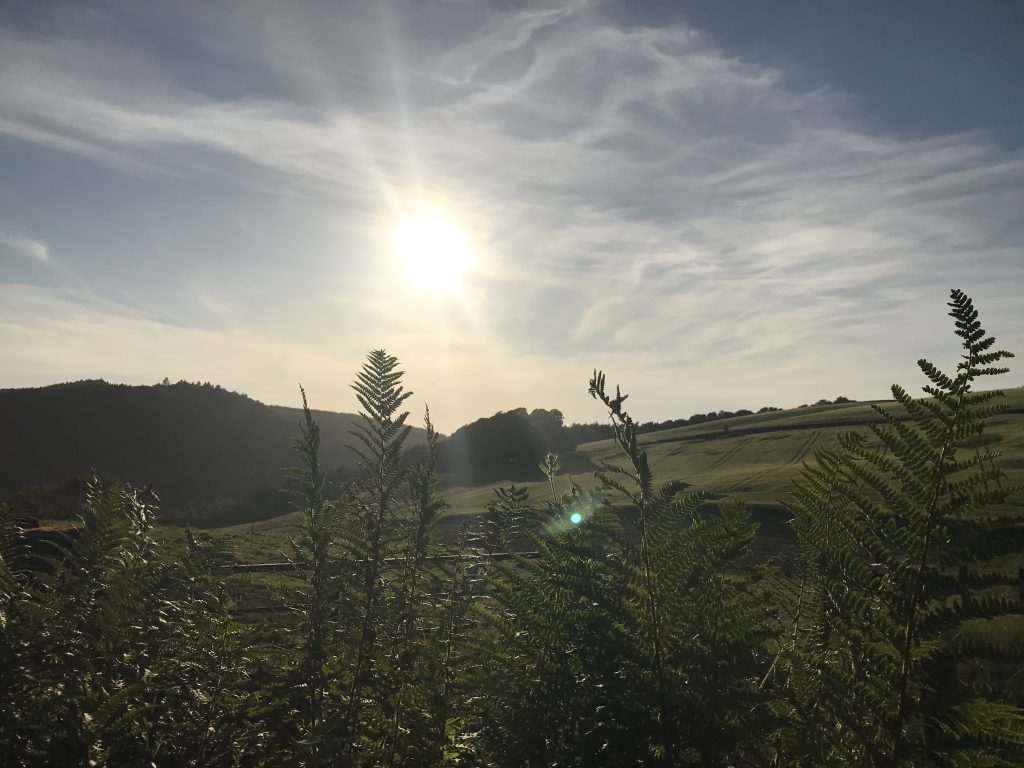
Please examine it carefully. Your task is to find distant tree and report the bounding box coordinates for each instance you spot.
[566,422,615,443]
[438,408,577,485]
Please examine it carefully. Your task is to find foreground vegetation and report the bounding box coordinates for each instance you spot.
[2,289,1022,767]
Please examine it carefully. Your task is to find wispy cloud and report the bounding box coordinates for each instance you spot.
[0,1,1021,428]
[0,230,51,264]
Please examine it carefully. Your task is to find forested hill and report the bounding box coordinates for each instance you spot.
[0,380,426,522]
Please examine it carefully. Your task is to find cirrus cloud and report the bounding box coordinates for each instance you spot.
[0,1,1020,429]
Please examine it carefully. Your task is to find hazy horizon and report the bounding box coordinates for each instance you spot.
[2,1,1022,433]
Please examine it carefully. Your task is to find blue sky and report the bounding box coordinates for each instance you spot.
[1,0,1022,431]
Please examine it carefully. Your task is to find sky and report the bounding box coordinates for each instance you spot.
[1,0,1022,433]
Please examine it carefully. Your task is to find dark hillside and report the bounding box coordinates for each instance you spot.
[269,405,369,470]
[0,380,426,521]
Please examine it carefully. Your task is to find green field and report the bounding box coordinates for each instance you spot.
[591,388,1024,509]
[157,386,1024,564]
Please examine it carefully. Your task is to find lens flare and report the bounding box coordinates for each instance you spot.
[541,491,604,538]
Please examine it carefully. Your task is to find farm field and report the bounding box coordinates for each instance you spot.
[153,386,1024,565]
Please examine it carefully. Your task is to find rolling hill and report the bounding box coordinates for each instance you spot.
[223,388,1024,562]
[435,388,1024,558]
[8,378,1022,552]
[0,379,427,522]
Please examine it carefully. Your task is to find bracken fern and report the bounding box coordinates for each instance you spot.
[786,288,1024,767]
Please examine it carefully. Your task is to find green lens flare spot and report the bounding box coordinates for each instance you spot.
[570,512,582,525]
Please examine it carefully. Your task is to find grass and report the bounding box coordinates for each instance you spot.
[150,387,1024,565]
[591,387,1024,510]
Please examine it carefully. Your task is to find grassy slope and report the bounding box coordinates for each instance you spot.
[156,387,1024,562]
[445,386,1024,512]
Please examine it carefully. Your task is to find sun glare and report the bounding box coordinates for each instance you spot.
[391,215,472,292]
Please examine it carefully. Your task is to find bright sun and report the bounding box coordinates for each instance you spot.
[391,215,472,292]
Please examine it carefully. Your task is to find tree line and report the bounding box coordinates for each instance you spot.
[567,399,855,443]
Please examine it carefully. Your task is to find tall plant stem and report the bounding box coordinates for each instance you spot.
[435,540,464,763]
[635,486,676,767]
[890,368,969,766]
[589,372,676,766]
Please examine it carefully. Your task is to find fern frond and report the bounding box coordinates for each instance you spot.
[785,289,1023,766]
